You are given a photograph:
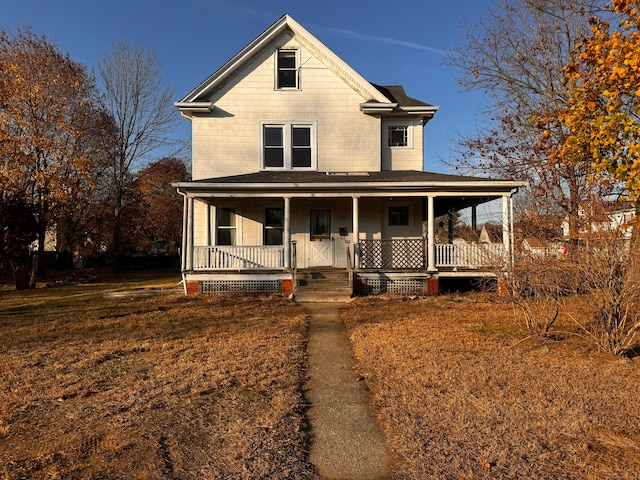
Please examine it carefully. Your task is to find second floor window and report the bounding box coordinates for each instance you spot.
[388,125,409,147]
[277,50,297,89]
[262,122,315,170]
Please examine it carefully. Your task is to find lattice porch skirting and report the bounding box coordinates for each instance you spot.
[355,273,436,296]
[184,272,293,295]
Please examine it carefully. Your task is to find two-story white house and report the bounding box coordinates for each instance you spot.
[173,14,524,296]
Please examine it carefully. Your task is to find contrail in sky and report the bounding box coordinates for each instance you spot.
[313,26,449,56]
[213,1,449,57]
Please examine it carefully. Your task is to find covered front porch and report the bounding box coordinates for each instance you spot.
[174,171,524,295]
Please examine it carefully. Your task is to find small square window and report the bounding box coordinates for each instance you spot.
[389,206,409,226]
[388,126,408,147]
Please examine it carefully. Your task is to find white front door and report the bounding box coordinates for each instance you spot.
[309,209,333,267]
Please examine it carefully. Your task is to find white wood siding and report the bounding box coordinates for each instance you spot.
[191,35,381,180]
[381,118,424,171]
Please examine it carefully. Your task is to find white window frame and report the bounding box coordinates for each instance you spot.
[260,121,317,170]
[275,49,299,90]
[385,123,413,149]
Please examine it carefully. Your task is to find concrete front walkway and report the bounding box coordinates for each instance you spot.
[303,303,390,479]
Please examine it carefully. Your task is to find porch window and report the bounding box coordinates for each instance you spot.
[264,207,284,245]
[388,205,409,226]
[217,207,237,245]
[276,49,298,89]
[261,122,316,170]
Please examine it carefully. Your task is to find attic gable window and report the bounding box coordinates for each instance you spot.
[277,49,298,89]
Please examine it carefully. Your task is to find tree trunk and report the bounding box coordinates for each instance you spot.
[112,201,122,273]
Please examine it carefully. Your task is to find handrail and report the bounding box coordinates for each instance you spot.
[346,241,353,289]
[291,240,297,298]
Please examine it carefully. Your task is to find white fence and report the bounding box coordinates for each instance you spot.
[193,246,285,270]
[435,243,507,268]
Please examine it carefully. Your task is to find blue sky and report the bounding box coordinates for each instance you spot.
[2,0,492,173]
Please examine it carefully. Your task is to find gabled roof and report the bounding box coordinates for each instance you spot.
[177,14,388,106]
[175,14,438,118]
[372,85,433,108]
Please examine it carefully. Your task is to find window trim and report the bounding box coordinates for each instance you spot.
[260,121,317,170]
[385,124,413,149]
[275,49,299,90]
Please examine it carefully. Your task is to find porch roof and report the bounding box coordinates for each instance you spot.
[174,170,525,215]
[175,170,523,191]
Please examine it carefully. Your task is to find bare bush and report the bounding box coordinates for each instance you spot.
[502,251,570,337]
[567,234,640,355]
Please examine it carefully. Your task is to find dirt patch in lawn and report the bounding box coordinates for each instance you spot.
[342,294,640,479]
[0,274,315,479]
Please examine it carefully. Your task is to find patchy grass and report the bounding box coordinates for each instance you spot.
[343,294,640,479]
[0,273,315,479]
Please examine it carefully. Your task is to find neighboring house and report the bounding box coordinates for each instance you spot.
[479,224,503,244]
[561,201,635,241]
[521,238,565,258]
[173,14,524,296]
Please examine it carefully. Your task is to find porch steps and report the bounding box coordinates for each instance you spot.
[294,268,352,303]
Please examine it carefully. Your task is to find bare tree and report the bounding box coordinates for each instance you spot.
[98,41,181,270]
[447,0,611,240]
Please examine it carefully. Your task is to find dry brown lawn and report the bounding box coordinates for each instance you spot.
[0,273,314,479]
[3,274,640,479]
[342,294,640,479]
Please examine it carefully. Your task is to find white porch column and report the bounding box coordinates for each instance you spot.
[502,194,510,256]
[427,195,437,272]
[210,204,217,245]
[352,196,359,268]
[186,197,195,271]
[284,196,291,268]
[206,203,212,245]
[180,193,188,270]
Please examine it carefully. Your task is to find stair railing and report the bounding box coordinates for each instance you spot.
[291,240,297,297]
[346,241,353,289]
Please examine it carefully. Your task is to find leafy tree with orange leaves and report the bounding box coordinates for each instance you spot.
[562,1,640,202]
[135,157,188,249]
[0,28,106,262]
[449,0,609,240]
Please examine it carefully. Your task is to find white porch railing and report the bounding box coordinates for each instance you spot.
[358,239,508,270]
[193,246,285,270]
[435,243,507,268]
